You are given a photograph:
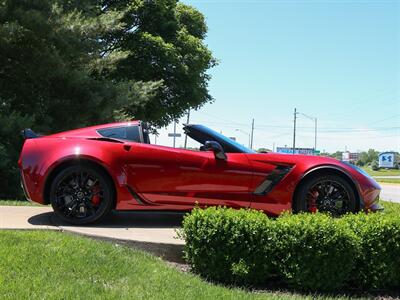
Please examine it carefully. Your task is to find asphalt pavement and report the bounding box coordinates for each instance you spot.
[380,183,400,203]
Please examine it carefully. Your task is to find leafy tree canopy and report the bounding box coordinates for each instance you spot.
[0,0,215,198]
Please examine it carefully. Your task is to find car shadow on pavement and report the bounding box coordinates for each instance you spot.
[28,210,185,228]
[27,211,54,226]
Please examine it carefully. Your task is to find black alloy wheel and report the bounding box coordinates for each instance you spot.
[294,174,357,216]
[50,164,113,224]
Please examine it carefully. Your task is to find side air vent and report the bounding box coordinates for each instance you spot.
[254,165,293,196]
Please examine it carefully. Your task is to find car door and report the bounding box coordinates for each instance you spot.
[164,148,253,208]
[123,143,253,208]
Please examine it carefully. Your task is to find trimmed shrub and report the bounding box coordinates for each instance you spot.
[181,206,400,291]
[275,213,359,291]
[342,213,400,289]
[180,207,278,284]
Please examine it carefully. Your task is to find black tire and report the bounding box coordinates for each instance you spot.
[293,174,357,216]
[50,164,114,225]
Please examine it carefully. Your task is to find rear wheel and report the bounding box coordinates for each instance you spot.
[294,174,357,216]
[50,164,113,224]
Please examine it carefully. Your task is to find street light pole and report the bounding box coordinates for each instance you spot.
[300,112,317,154]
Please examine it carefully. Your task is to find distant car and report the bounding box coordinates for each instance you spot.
[19,121,382,224]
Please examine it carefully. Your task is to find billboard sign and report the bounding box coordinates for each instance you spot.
[378,152,396,168]
[276,147,315,155]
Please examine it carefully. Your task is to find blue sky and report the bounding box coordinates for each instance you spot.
[156,0,399,153]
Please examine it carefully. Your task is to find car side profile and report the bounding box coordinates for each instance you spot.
[19,121,382,224]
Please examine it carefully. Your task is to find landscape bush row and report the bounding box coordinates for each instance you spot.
[180,205,400,292]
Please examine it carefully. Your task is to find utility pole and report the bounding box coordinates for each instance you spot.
[250,118,254,150]
[184,109,190,149]
[173,121,177,148]
[293,108,297,154]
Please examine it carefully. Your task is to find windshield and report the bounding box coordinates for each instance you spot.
[184,124,256,154]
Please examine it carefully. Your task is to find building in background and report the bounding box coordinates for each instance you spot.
[342,151,360,163]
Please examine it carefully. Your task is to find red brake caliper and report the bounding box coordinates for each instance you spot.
[91,185,101,206]
[308,191,319,213]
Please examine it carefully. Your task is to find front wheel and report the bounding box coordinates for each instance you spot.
[50,164,114,224]
[293,174,357,216]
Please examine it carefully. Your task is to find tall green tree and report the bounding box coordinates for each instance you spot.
[0,0,215,198]
[0,0,126,198]
[103,0,216,126]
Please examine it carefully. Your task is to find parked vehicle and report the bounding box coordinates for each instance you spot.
[19,121,382,224]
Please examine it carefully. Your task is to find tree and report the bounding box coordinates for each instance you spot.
[103,0,217,126]
[356,149,379,167]
[0,0,124,198]
[0,0,215,198]
[328,151,343,160]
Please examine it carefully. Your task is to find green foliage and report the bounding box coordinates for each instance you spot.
[327,151,343,160]
[356,149,379,167]
[256,148,271,153]
[275,213,358,291]
[105,0,217,126]
[181,205,400,292]
[180,207,278,284]
[342,213,400,289]
[0,0,215,198]
[370,160,379,171]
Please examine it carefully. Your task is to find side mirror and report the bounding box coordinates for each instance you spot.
[204,141,227,160]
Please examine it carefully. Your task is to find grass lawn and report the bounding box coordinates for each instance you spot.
[0,230,343,300]
[0,201,398,299]
[361,167,400,177]
[381,200,400,215]
[0,199,37,206]
[376,178,400,185]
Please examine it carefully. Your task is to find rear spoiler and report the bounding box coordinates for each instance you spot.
[21,128,41,139]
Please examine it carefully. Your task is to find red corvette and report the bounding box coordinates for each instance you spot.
[19,121,382,224]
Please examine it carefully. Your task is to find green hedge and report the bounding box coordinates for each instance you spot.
[343,213,400,289]
[180,206,400,291]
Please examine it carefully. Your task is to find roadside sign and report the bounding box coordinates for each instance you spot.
[277,147,315,155]
[379,152,396,168]
[168,133,181,137]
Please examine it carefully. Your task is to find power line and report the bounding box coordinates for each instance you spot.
[192,111,399,131]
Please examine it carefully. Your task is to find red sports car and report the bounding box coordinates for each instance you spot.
[19,121,382,224]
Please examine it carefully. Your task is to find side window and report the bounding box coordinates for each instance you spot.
[98,126,141,143]
[126,126,141,142]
